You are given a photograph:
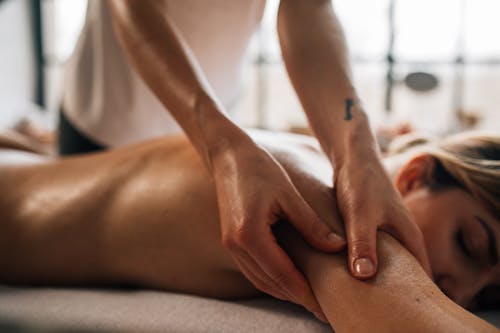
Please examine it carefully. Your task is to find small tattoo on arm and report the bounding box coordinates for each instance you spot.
[344,98,354,121]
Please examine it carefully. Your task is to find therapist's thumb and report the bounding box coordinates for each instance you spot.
[279,186,345,252]
[346,221,378,280]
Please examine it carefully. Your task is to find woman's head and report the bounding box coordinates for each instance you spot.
[389,131,500,309]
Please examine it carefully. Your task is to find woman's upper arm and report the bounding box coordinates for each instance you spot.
[275,223,497,332]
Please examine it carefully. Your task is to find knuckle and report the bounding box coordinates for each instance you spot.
[223,223,257,249]
[221,234,237,251]
[236,226,257,248]
[350,238,373,255]
[270,270,292,289]
[304,213,322,230]
[344,208,370,226]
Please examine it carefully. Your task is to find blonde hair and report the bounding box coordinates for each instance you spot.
[388,131,500,219]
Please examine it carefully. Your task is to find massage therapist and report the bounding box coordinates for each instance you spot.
[59,0,431,319]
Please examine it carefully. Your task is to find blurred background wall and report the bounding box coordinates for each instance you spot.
[0,0,36,126]
[0,0,499,136]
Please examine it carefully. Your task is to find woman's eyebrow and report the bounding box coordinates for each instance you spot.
[475,215,499,266]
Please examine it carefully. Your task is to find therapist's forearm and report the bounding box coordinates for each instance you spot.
[108,0,250,171]
[278,0,379,167]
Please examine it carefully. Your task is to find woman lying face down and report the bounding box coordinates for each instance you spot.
[0,129,498,332]
[384,132,500,309]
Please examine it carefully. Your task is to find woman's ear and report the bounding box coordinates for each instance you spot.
[396,154,436,196]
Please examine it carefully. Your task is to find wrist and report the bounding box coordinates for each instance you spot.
[203,123,256,175]
[191,91,254,172]
[208,130,255,172]
[328,108,380,168]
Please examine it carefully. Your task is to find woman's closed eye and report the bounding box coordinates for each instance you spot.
[457,216,498,267]
[456,227,486,266]
[456,230,473,260]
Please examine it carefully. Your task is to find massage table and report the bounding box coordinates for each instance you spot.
[0,286,498,332]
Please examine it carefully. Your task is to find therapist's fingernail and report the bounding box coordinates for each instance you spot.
[327,232,345,244]
[354,258,374,278]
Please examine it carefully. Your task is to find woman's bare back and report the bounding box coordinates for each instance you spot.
[0,131,342,298]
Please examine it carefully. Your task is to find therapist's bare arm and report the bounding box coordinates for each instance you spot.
[278,0,431,280]
[107,0,344,319]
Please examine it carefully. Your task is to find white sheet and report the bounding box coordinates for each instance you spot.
[0,286,498,332]
[0,286,330,332]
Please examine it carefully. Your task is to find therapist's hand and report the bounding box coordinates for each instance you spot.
[334,155,432,280]
[212,136,345,322]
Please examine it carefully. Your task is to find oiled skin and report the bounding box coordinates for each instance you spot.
[0,132,335,294]
[0,132,496,332]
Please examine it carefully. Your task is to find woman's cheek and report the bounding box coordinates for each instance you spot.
[415,210,451,275]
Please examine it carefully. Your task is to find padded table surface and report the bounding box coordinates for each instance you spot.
[0,287,330,332]
[0,286,498,332]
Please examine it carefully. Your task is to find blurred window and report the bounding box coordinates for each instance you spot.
[41,0,500,134]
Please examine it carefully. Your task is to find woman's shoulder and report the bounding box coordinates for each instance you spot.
[248,129,341,229]
[248,129,332,185]
[248,129,322,154]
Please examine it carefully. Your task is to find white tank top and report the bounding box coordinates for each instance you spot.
[62,0,265,147]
